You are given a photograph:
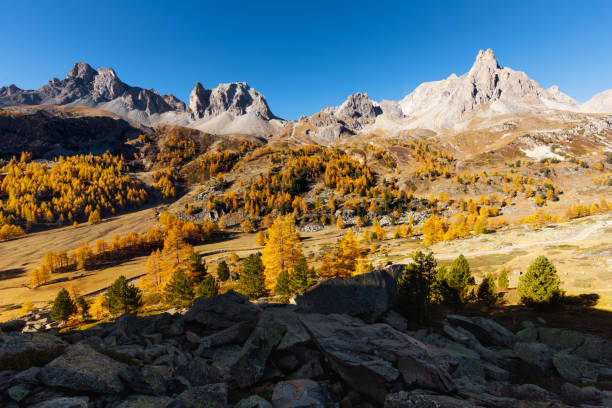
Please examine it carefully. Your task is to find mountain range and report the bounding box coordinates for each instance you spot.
[1,49,611,138]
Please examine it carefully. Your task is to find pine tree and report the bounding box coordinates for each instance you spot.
[274,270,292,296]
[289,256,309,294]
[164,269,195,307]
[239,253,266,299]
[446,254,473,303]
[104,276,142,315]
[518,256,562,306]
[188,252,207,282]
[196,275,219,298]
[498,268,509,290]
[477,272,499,306]
[217,260,230,281]
[50,288,77,321]
[397,251,437,323]
[262,215,303,288]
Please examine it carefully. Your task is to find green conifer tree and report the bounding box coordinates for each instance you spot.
[275,270,292,296]
[196,275,219,298]
[217,260,230,281]
[104,275,142,315]
[50,288,76,321]
[477,272,499,306]
[164,269,195,307]
[239,253,266,299]
[289,256,309,294]
[189,252,207,282]
[397,251,437,323]
[518,256,562,306]
[446,254,473,303]
[498,268,510,290]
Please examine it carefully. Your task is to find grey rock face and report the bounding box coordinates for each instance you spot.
[295,264,406,322]
[299,313,456,403]
[384,391,478,408]
[0,332,67,370]
[174,383,229,408]
[447,315,517,348]
[235,395,273,408]
[271,379,326,408]
[513,342,553,371]
[334,92,382,119]
[39,344,127,394]
[185,291,261,330]
[28,397,89,408]
[189,82,273,120]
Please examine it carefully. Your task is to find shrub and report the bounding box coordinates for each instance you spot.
[518,256,562,306]
[498,268,509,290]
[196,275,219,298]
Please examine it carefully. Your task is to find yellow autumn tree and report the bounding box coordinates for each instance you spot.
[219,216,226,229]
[141,249,168,292]
[320,229,362,279]
[90,293,107,320]
[20,300,34,315]
[262,215,303,288]
[336,215,345,229]
[256,230,266,246]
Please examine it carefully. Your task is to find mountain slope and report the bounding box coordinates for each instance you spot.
[583,89,612,113]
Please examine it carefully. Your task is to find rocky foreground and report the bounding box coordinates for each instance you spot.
[1,267,612,407]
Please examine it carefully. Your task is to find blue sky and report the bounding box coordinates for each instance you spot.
[1,1,611,119]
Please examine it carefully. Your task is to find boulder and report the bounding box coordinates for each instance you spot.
[300,313,456,404]
[0,332,67,370]
[174,358,222,387]
[513,342,553,371]
[28,397,89,408]
[116,395,174,408]
[39,344,127,393]
[120,365,172,395]
[560,383,603,406]
[235,395,273,408]
[184,291,261,331]
[447,315,517,348]
[229,317,286,388]
[517,327,612,363]
[0,319,26,333]
[384,391,478,407]
[295,264,405,322]
[271,379,326,408]
[173,383,228,408]
[552,351,599,383]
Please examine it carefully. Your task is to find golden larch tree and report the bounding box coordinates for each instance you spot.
[262,215,303,288]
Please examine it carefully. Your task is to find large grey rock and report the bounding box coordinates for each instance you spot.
[174,358,222,387]
[295,265,405,322]
[552,351,599,383]
[29,397,89,408]
[173,383,228,408]
[229,316,286,388]
[39,344,127,393]
[384,391,478,407]
[0,332,67,370]
[513,342,553,371]
[235,395,273,408]
[120,365,172,395]
[300,313,456,404]
[560,383,603,406]
[0,319,26,333]
[116,395,174,408]
[517,327,612,363]
[184,291,261,331]
[446,315,517,348]
[271,379,326,408]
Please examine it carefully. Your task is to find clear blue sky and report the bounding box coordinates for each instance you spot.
[1,1,611,119]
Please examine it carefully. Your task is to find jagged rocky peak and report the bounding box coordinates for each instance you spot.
[335,92,382,119]
[188,81,274,120]
[66,62,97,82]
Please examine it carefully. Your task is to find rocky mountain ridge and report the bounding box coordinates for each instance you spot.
[0,63,282,136]
[1,266,612,408]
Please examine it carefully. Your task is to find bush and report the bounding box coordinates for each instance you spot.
[104,276,142,315]
[50,289,76,321]
[518,256,562,306]
[498,268,509,290]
